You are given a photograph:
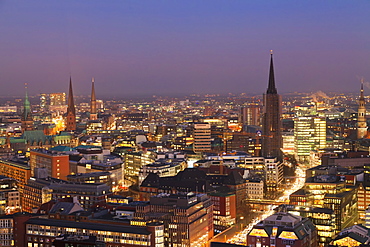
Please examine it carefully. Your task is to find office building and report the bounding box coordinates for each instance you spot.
[294,116,326,164]
[193,123,211,153]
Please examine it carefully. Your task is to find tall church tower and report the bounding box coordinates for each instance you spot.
[358,79,367,139]
[262,51,282,159]
[90,77,97,120]
[21,83,34,132]
[66,77,76,131]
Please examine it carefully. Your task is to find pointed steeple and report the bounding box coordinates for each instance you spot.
[23,83,31,120]
[360,78,365,101]
[267,50,277,94]
[90,77,97,120]
[358,77,367,139]
[21,83,33,132]
[66,77,76,131]
[67,77,76,115]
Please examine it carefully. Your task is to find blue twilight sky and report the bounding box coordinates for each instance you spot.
[0,1,369,97]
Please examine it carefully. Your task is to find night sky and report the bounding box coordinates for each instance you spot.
[0,1,369,97]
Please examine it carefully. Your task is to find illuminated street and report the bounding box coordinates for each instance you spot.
[226,165,306,245]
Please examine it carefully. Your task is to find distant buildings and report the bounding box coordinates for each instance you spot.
[193,123,212,153]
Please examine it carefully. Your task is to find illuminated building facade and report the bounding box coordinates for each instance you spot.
[124,151,156,184]
[24,218,163,247]
[264,157,283,192]
[290,175,358,235]
[0,105,17,113]
[278,205,335,247]
[0,159,31,192]
[294,116,326,164]
[50,93,66,106]
[357,182,370,221]
[50,182,111,210]
[247,212,317,247]
[239,104,260,126]
[246,179,264,199]
[331,224,370,247]
[193,123,211,153]
[142,193,214,247]
[208,191,236,231]
[29,149,70,180]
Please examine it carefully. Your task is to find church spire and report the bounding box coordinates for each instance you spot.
[66,77,76,131]
[357,77,367,139]
[90,77,97,120]
[21,83,33,132]
[23,83,31,120]
[267,50,277,94]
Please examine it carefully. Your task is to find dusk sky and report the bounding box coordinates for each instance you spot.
[0,1,369,97]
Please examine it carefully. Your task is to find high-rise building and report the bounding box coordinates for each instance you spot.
[262,52,282,159]
[358,79,367,139]
[294,116,326,164]
[90,77,97,120]
[66,77,76,131]
[193,123,211,153]
[39,93,48,110]
[50,93,66,106]
[21,83,34,132]
[239,104,260,126]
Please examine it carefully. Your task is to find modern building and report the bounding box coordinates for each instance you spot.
[294,116,326,164]
[138,159,186,185]
[0,159,31,192]
[290,174,358,234]
[331,224,370,247]
[50,92,66,106]
[193,123,212,153]
[24,217,163,247]
[239,104,260,126]
[261,52,282,159]
[277,204,335,246]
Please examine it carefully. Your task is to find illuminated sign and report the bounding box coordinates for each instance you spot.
[279,231,298,240]
[272,227,278,237]
[249,229,269,237]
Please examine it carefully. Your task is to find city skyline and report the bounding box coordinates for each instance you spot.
[0,1,369,97]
